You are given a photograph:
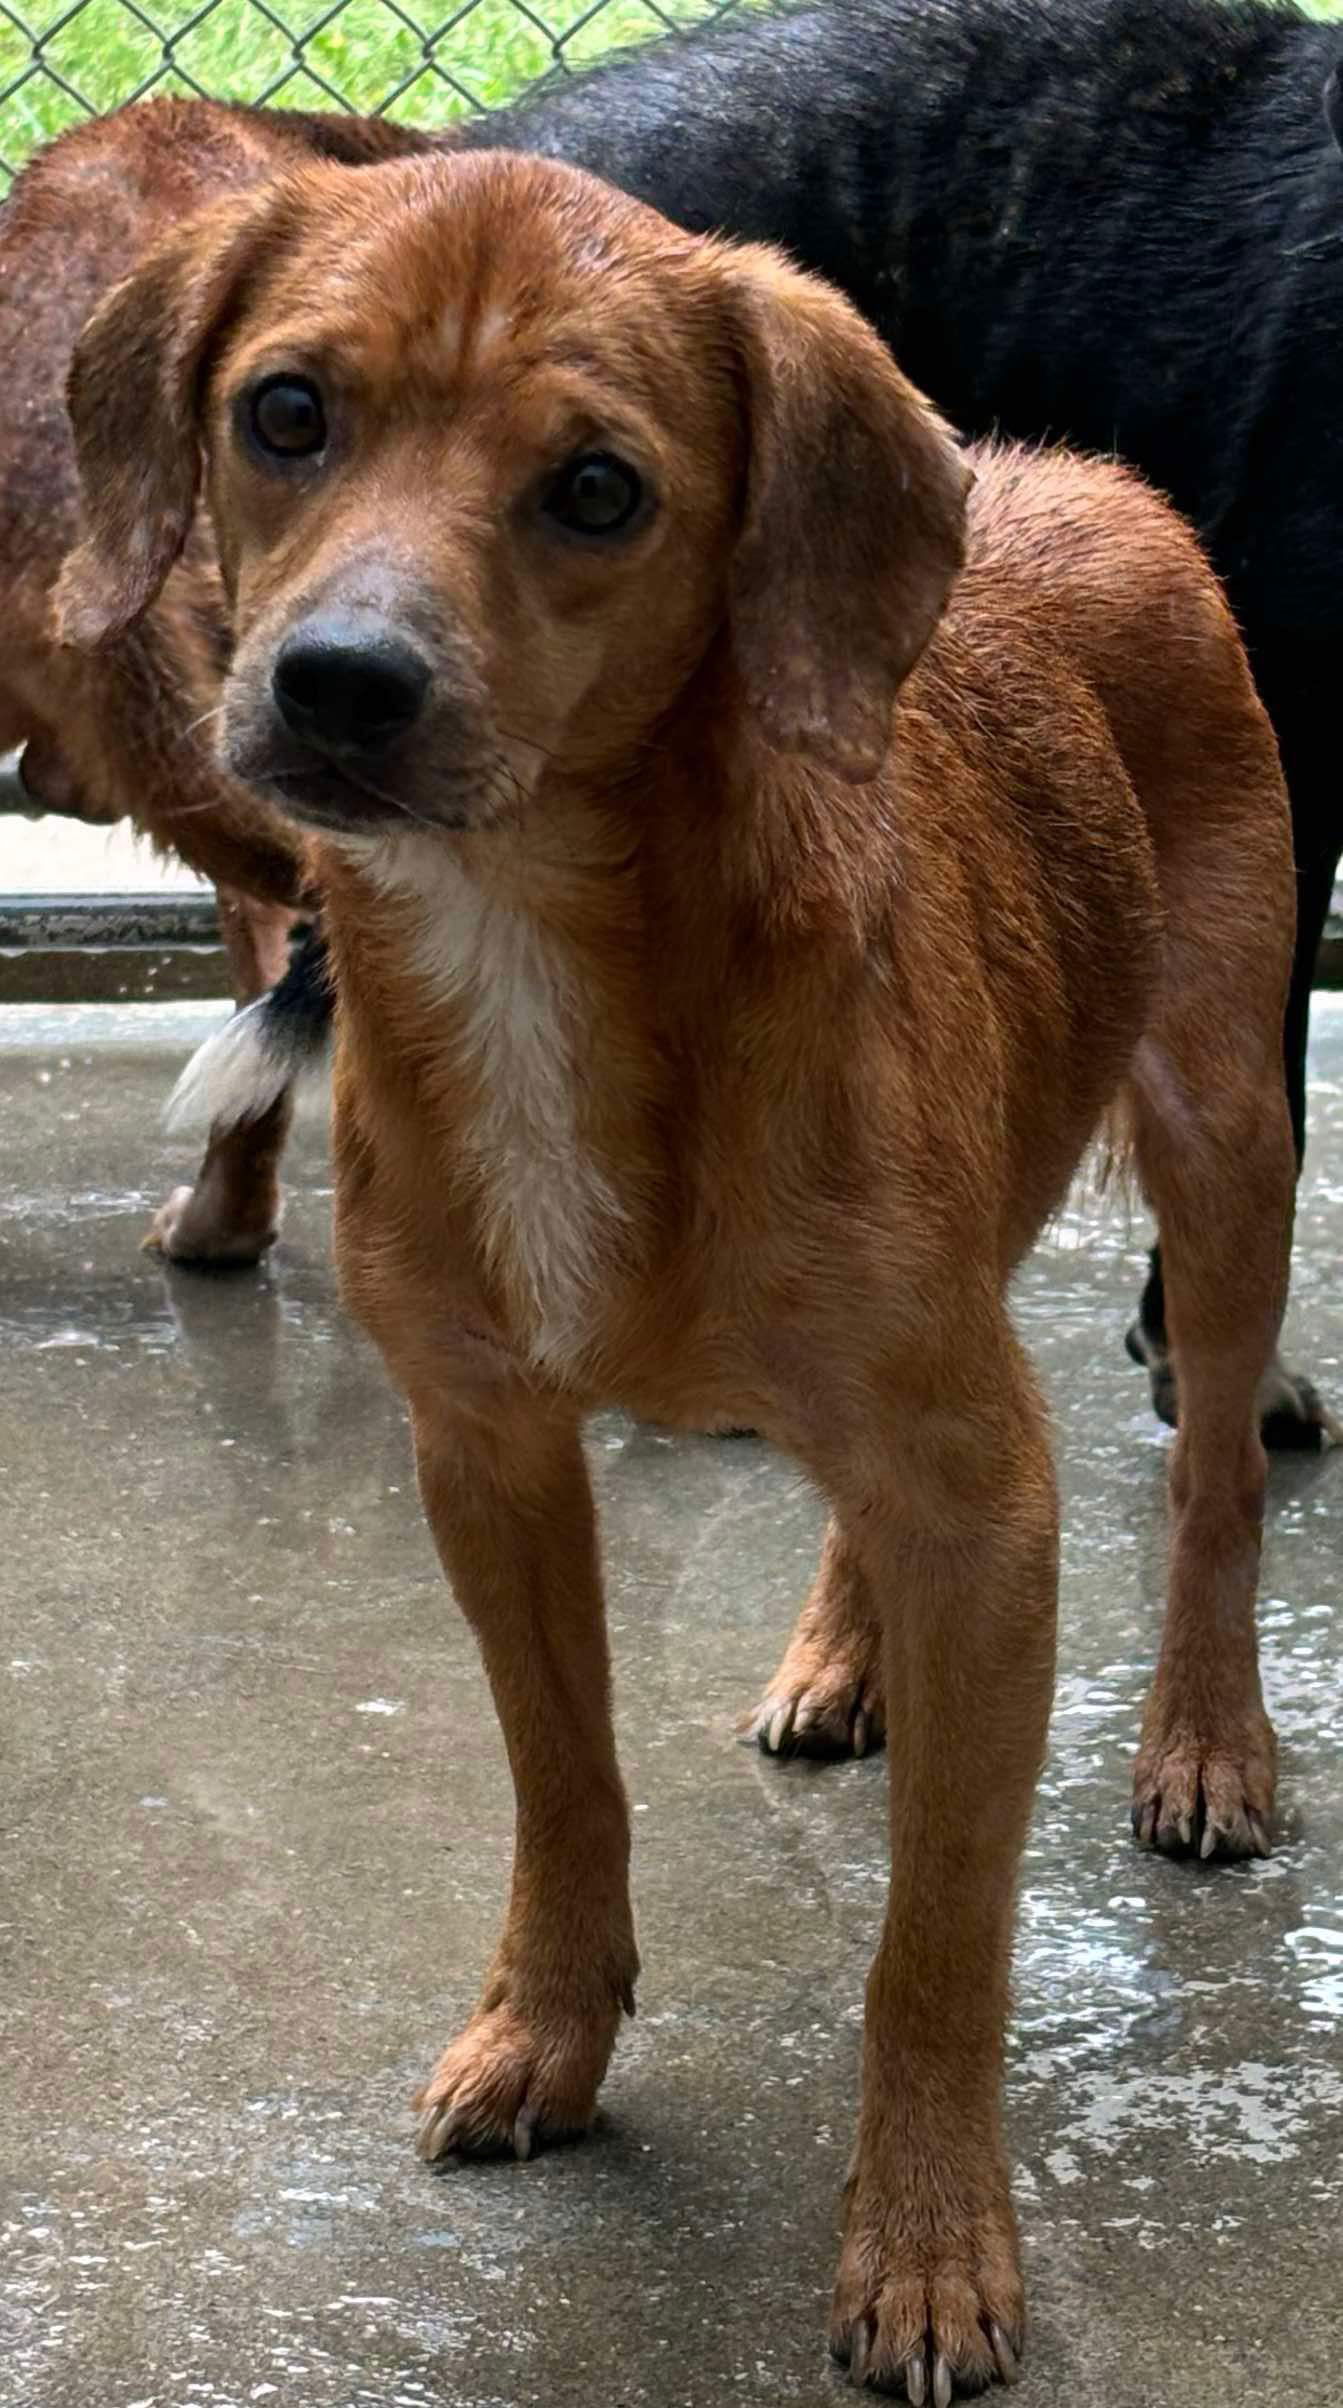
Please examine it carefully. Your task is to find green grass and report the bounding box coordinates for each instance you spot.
[0,0,730,185]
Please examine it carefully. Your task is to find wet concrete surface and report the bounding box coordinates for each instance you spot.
[1,997,1340,2408]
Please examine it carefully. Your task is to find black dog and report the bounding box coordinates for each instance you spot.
[470,0,1341,1445]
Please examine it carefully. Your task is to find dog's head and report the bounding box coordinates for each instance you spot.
[57,152,970,842]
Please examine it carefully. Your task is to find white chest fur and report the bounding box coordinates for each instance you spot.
[376,838,625,1377]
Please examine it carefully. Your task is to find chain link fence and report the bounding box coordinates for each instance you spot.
[0,0,733,190]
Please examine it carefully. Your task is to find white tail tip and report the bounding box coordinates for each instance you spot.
[165,1000,292,1134]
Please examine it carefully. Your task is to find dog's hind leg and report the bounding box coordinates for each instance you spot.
[1126,793,1341,1455]
[1125,919,1302,1858]
[147,890,296,1267]
[1089,556,1335,1852]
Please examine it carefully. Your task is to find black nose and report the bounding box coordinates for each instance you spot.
[272,614,431,755]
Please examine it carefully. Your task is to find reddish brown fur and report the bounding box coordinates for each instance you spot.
[0,101,427,1257]
[58,153,1299,2396]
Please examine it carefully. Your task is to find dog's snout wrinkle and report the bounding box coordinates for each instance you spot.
[272,612,431,757]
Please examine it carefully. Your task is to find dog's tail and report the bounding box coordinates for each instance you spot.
[167,921,334,1132]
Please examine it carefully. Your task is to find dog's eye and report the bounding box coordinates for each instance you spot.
[543,451,645,536]
[249,375,327,461]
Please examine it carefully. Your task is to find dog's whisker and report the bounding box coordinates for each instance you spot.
[496,724,561,764]
[259,758,479,837]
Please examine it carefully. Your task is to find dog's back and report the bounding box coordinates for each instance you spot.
[831,438,1291,1259]
[955,443,1285,882]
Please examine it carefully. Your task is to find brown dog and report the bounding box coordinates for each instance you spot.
[0,100,433,1261]
[57,151,1302,2396]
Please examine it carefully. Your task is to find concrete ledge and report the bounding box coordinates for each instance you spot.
[0,891,228,1004]
[0,893,220,949]
[0,948,229,1005]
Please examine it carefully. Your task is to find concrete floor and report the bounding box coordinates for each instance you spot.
[1,997,1340,2408]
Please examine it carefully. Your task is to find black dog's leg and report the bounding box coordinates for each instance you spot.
[1127,1246,1176,1419]
[1128,841,1340,1450]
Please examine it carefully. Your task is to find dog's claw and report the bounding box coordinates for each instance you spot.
[1137,1770,1271,1865]
[419,2105,460,2162]
[512,2105,538,2162]
[990,2324,1022,2386]
[1133,1800,1158,1849]
[841,2325,1021,2397]
[852,1707,870,1759]
[765,1703,794,1755]
[620,1977,638,2016]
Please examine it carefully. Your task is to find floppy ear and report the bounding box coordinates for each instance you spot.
[725,249,971,782]
[55,189,284,653]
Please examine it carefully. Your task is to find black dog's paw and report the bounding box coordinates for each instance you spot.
[1254,1354,1343,1454]
[1126,1322,1341,1454]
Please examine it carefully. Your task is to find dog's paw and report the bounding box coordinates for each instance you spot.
[1131,1717,1276,1861]
[144,1181,279,1268]
[1253,1353,1343,1454]
[1127,1324,1341,1454]
[415,1980,633,2165]
[830,2159,1024,2398]
[742,1630,885,1761]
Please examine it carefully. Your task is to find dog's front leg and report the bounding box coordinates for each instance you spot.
[407,1394,638,2162]
[821,1325,1057,2400]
